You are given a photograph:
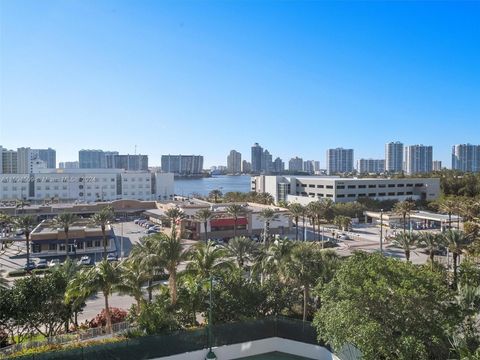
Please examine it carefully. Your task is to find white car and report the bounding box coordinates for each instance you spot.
[48,259,61,268]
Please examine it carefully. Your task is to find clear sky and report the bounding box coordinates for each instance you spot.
[1,1,479,168]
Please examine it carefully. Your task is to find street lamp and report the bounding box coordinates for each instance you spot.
[379,209,383,255]
[205,276,217,360]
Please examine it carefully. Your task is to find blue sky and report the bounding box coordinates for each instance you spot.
[1,1,479,168]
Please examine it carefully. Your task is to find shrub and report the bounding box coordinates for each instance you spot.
[89,307,128,328]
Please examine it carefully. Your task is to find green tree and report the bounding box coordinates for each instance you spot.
[195,208,213,244]
[90,206,114,260]
[392,232,419,261]
[14,215,36,269]
[116,259,150,312]
[208,189,223,203]
[226,204,246,238]
[52,212,78,259]
[225,236,259,269]
[393,200,416,234]
[333,215,351,231]
[443,230,470,288]
[136,295,180,335]
[288,203,305,241]
[164,208,186,236]
[258,208,278,244]
[314,252,453,360]
[187,240,232,280]
[66,260,120,332]
[418,232,445,269]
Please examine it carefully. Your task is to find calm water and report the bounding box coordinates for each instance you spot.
[174,175,252,196]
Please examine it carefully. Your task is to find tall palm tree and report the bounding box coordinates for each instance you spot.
[226,204,245,238]
[90,206,114,260]
[165,208,186,236]
[225,236,258,269]
[0,213,12,250]
[392,232,419,261]
[438,196,458,229]
[253,238,295,283]
[306,202,321,242]
[208,189,223,203]
[195,208,213,244]
[319,198,335,223]
[116,259,150,312]
[14,215,36,269]
[187,240,232,280]
[288,203,305,241]
[66,260,119,333]
[393,200,416,234]
[258,208,278,244]
[418,232,445,269]
[333,215,352,231]
[443,230,470,287]
[52,212,78,259]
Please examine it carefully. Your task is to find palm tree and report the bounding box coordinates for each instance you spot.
[392,232,419,261]
[306,202,321,242]
[226,204,245,238]
[52,212,78,259]
[319,198,335,223]
[0,213,12,250]
[66,260,119,333]
[209,189,223,203]
[14,215,36,269]
[255,193,275,205]
[195,208,213,244]
[438,196,458,230]
[418,232,445,269]
[116,259,150,312]
[333,215,351,231]
[443,230,470,287]
[225,236,258,269]
[258,208,278,244]
[253,238,295,283]
[164,208,186,236]
[288,203,305,241]
[393,200,416,234]
[90,206,114,260]
[187,240,232,280]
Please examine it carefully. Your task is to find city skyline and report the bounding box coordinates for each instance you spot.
[1,2,479,167]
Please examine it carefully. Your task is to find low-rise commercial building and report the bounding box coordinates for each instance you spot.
[252,175,440,205]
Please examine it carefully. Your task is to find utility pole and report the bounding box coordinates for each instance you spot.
[205,276,217,359]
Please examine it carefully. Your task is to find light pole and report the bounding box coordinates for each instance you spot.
[205,276,217,360]
[379,209,384,254]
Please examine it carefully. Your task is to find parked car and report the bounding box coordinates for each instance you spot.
[145,228,159,234]
[338,234,350,240]
[106,253,118,262]
[24,261,36,271]
[48,259,61,268]
[322,240,338,248]
[77,256,92,266]
[15,229,24,236]
[36,258,48,269]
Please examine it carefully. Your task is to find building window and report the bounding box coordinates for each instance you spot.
[397,184,404,187]
[368,185,376,188]
[317,185,324,188]
[388,192,395,196]
[308,184,315,188]
[415,183,424,187]
[388,184,395,188]
[406,184,413,187]
[358,185,366,189]
[326,185,333,189]
[369,193,376,197]
[378,184,386,188]
[94,240,101,247]
[378,193,386,196]
[347,194,356,197]
[86,241,93,248]
[49,243,56,251]
[337,194,345,198]
[347,185,356,189]
[326,194,333,197]
[59,244,65,251]
[337,185,345,189]
[397,192,405,195]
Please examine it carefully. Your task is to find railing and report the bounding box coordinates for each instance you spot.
[0,321,136,357]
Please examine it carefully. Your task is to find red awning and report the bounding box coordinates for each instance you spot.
[210,218,248,227]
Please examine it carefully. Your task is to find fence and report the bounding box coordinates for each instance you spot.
[0,321,135,358]
[4,317,360,360]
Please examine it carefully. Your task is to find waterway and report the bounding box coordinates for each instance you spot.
[174,175,252,196]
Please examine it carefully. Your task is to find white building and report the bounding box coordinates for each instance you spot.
[252,175,440,205]
[404,145,433,174]
[17,147,56,173]
[0,169,174,202]
[432,160,442,171]
[227,150,242,174]
[326,148,354,175]
[385,141,403,173]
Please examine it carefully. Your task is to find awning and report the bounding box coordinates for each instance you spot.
[211,218,248,227]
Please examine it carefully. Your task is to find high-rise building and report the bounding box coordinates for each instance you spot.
[432,160,442,171]
[161,155,204,176]
[452,144,480,172]
[0,147,18,174]
[357,159,385,174]
[262,150,273,173]
[404,145,433,175]
[227,150,242,174]
[16,147,56,173]
[326,148,354,175]
[59,161,80,169]
[242,160,251,173]
[79,150,119,168]
[36,148,56,169]
[251,143,263,173]
[110,154,148,171]
[273,157,285,173]
[385,141,404,173]
[314,161,321,172]
[303,160,315,174]
[289,157,304,172]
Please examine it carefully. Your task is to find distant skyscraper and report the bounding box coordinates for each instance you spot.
[357,159,385,174]
[273,157,285,173]
[79,150,118,168]
[289,157,304,172]
[251,143,263,173]
[452,144,480,172]
[242,160,251,173]
[0,146,18,174]
[227,150,242,174]
[404,145,433,174]
[303,160,315,174]
[161,155,204,175]
[313,161,321,172]
[262,150,273,173]
[326,148,354,175]
[432,160,442,171]
[385,141,403,173]
[59,161,79,169]
[16,147,56,173]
